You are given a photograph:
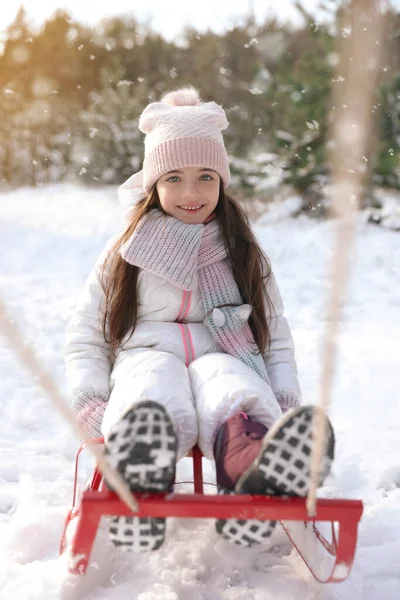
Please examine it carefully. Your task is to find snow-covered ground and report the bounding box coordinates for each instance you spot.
[0,184,399,599]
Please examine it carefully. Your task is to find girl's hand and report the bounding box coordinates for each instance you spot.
[274,390,301,414]
[72,389,108,440]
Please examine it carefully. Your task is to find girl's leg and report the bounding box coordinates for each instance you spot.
[102,349,198,460]
[189,353,335,548]
[215,406,334,547]
[105,400,177,551]
[188,352,281,461]
[101,350,198,551]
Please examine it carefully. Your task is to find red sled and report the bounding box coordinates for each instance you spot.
[60,439,363,584]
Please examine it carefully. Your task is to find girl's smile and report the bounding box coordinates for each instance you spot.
[178,204,204,214]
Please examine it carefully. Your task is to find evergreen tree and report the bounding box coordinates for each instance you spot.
[263,15,334,209]
[79,59,149,184]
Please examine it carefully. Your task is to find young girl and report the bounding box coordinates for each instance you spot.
[65,87,334,552]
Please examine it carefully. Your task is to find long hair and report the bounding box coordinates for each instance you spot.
[100,183,274,355]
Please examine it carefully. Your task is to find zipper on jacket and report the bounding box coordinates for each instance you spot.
[176,290,194,366]
[176,289,191,323]
[178,323,195,367]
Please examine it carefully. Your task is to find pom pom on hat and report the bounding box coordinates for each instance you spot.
[161,86,202,107]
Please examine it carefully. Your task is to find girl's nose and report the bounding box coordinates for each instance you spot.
[182,185,200,199]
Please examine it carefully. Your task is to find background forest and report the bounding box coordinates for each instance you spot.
[0,1,399,220]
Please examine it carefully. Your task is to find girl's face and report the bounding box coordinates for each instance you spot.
[156,166,220,224]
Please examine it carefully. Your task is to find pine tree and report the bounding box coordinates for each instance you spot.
[79,59,149,184]
[263,15,334,211]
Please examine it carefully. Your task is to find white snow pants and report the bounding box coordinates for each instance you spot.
[101,350,282,461]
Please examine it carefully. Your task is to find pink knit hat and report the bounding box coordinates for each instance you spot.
[138,87,231,193]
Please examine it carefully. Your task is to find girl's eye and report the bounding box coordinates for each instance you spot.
[167,176,180,183]
[200,174,213,181]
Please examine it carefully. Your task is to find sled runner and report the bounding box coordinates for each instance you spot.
[60,439,363,583]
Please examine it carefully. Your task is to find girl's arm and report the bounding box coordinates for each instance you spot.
[64,238,116,435]
[263,272,301,413]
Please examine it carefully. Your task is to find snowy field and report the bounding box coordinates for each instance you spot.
[0,183,399,599]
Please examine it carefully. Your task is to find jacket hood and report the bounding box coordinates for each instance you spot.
[118,170,147,221]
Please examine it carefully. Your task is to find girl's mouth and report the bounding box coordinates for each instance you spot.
[178,205,204,214]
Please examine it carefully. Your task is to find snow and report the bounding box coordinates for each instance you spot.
[364,188,400,231]
[1,183,400,598]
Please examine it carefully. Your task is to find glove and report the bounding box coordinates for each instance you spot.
[72,388,108,439]
[274,390,301,414]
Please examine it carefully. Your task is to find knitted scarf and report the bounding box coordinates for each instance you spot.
[120,210,270,383]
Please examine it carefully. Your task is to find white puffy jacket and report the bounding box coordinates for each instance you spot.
[65,247,300,401]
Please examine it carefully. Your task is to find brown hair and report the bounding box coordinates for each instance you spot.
[100,183,274,355]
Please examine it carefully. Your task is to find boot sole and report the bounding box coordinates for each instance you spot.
[215,487,277,547]
[216,406,335,547]
[105,401,177,552]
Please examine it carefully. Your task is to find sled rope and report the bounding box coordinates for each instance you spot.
[0,297,139,512]
[307,0,388,516]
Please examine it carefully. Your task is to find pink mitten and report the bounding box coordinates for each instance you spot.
[274,390,301,414]
[72,388,108,439]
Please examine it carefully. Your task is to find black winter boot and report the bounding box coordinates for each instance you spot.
[104,400,177,552]
[214,406,335,548]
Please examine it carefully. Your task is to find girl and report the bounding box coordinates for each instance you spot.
[65,87,334,552]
